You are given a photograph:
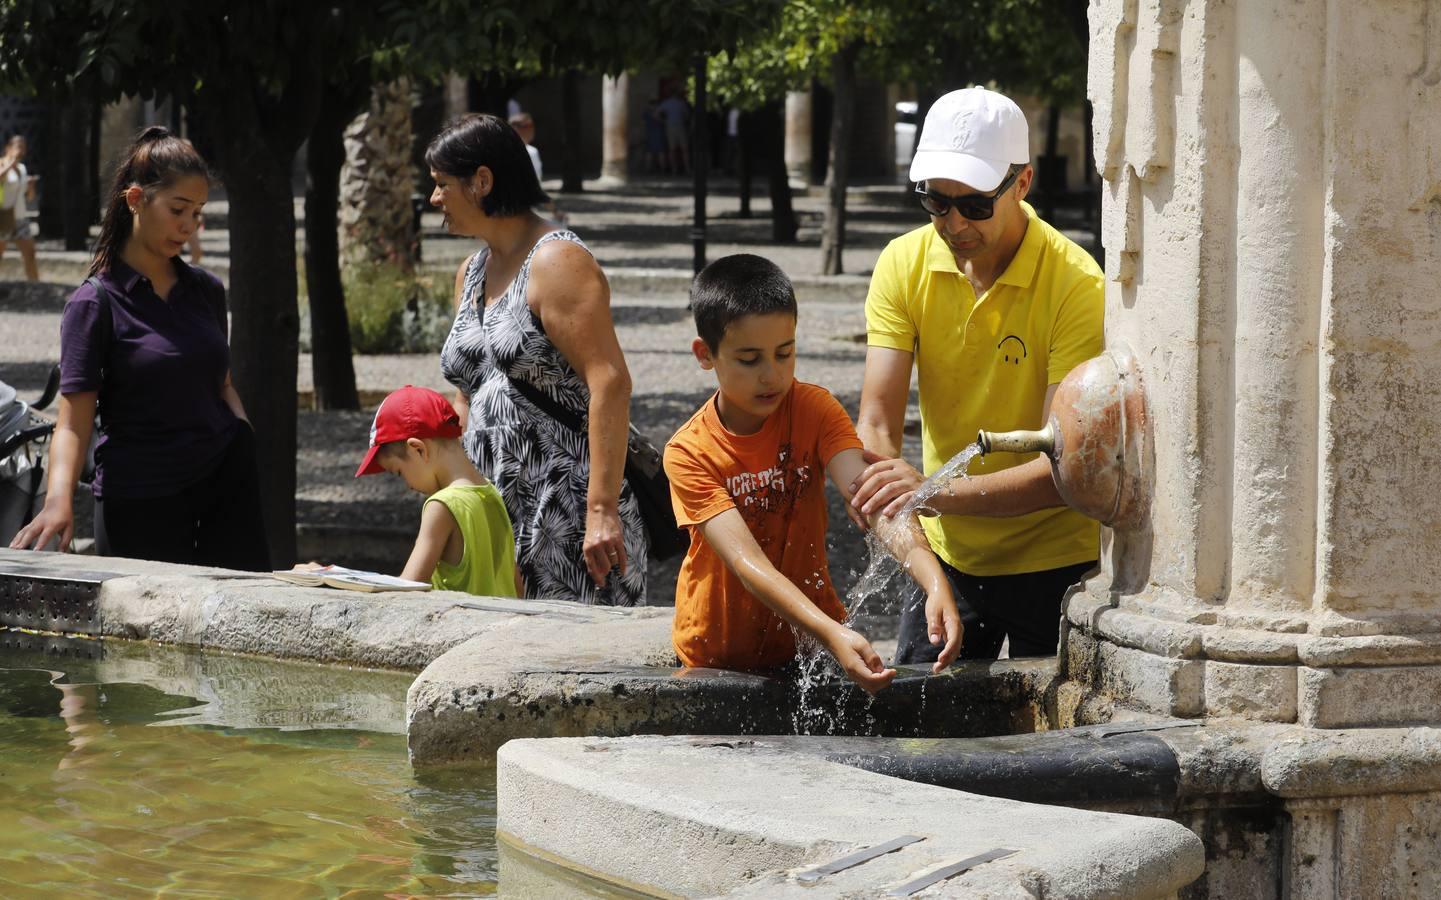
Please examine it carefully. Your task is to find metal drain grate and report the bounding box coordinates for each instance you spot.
[0,571,108,636]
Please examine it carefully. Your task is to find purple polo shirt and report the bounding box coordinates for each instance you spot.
[59,259,239,500]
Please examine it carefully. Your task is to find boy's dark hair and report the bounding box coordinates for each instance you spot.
[376,435,460,463]
[375,440,410,464]
[690,254,798,351]
[425,113,549,217]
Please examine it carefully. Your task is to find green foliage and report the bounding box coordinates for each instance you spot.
[338,263,452,355]
[704,0,1087,112]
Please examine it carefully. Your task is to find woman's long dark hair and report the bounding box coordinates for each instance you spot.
[425,114,548,217]
[89,126,210,276]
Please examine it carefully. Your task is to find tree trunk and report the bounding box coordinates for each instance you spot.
[736,110,752,219]
[216,148,301,566]
[560,70,584,193]
[470,74,522,119]
[691,57,708,274]
[197,90,307,568]
[760,101,797,244]
[1041,104,1062,221]
[305,91,360,412]
[59,95,92,252]
[819,43,857,276]
[339,79,417,272]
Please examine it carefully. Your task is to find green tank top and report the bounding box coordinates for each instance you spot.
[425,483,518,597]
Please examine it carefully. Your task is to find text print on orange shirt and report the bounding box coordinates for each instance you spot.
[728,444,816,525]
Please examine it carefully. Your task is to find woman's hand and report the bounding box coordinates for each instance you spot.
[9,500,74,552]
[583,503,627,587]
[11,392,94,554]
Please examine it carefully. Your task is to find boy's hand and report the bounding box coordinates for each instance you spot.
[925,584,964,673]
[825,626,896,695]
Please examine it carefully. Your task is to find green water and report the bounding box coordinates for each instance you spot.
[0,632,498,897]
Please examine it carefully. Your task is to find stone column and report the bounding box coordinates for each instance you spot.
[601,74,629,182]
[784,89,812,185]
[442,72,469,121]
[1067,0,1441,730]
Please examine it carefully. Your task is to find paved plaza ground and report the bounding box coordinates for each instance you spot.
[0,177,1100,624]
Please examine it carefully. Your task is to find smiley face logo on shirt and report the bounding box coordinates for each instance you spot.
[997,335,1027,365]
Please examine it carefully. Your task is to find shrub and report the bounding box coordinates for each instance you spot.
[317,263,452,355]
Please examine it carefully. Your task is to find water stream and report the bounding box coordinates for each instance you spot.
[844,442,983,625]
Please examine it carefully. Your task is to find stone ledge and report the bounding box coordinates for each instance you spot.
[1069,586,1441,670]
[0,547,626,672]
[1261,728,1441,798]
[1067,617,1441,728]
[497,735,1205,898]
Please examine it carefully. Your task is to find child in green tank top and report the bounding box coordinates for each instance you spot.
[355,386,519,597]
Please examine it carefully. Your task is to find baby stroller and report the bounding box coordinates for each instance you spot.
[0,366,60,546]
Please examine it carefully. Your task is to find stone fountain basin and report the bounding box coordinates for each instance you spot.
[405,610,1059,764]
[0,549,1065,768]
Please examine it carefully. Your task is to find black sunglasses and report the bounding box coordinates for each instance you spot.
[915,166,1023,221]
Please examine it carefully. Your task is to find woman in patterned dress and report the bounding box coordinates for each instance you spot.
[427,114,647,605]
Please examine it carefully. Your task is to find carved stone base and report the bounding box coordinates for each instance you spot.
[1064,587,1441,727]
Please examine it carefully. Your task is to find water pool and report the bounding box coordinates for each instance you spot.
[0,631,499,896]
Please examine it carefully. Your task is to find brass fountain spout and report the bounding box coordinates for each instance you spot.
[977,346,1152,530]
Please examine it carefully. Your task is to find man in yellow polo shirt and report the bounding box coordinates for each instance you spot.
[850,87,1103,665]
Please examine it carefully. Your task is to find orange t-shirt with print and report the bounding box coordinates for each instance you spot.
[664,381,863,671]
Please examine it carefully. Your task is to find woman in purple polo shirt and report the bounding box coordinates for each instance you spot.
[9,127,269,569]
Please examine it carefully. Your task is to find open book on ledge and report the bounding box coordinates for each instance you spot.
[271,565,431,593]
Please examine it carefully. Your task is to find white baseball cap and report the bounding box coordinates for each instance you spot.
[908,87,1029,192]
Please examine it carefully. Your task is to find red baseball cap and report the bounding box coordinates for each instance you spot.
[355,385,463,477]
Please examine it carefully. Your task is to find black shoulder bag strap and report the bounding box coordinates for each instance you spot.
[507,375,585,433]
[506,374,687,560]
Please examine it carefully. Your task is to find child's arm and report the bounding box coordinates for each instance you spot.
[698,508,896,694]
[399,500,459,584]
[828,447,963,673]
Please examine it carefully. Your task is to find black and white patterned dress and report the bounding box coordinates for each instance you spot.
[440,230,648,606]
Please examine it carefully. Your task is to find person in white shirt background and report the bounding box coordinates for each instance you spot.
[508,112,566,225]
[0,135,39,282]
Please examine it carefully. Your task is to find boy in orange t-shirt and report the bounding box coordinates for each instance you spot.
[665,254,962,693]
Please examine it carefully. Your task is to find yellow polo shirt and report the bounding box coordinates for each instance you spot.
[865,204,1104,576]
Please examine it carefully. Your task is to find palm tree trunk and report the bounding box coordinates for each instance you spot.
[339,79,418,272]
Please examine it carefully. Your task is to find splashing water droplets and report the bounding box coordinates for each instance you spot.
[845,442,981,623]
[899,442,981,521]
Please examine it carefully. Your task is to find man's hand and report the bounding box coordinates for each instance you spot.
[849,449,927,520]
[824,625,897,694]
[925,583,964,673]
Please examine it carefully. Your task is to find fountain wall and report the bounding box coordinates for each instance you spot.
[1067,0,1441,894]
[1074,0,1441,728]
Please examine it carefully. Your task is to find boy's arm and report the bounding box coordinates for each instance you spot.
[698,508,896,694]
[828,447,963,672]
[399,500,458,584]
